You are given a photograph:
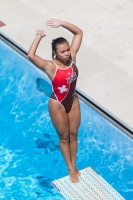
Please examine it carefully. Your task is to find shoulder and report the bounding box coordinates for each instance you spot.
[45,60,56,72]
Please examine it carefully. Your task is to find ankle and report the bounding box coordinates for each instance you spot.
[68,166,74,173]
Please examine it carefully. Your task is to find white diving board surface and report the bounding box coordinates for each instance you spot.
[51,167,125,200]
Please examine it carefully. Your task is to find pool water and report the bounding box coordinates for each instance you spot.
[0,40,133,200]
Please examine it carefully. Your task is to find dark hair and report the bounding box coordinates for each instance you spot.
[51,37,68,59]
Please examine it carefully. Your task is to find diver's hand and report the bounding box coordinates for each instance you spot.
[46,19,62,28]
[36,29,46,37]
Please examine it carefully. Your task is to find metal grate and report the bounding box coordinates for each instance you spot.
[51,167,125,200]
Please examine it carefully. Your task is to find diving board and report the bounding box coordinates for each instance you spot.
[51,167,125,200]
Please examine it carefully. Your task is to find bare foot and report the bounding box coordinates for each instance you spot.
[73,166,81,177]
[68,168,79,183]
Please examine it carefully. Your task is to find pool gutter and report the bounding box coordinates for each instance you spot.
[1,31,133,137]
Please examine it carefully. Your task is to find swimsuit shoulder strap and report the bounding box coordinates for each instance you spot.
[51,60,58,68]
[68,59,73,67]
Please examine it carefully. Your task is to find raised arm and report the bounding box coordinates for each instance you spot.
[61,21,83,54]
[46,19,83,58]
[28,30,48,70]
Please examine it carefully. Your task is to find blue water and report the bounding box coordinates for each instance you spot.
[0,39,133,200]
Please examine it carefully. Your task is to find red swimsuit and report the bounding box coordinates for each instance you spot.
[50,60,78,113]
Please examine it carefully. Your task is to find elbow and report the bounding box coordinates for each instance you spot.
[27,53,34,60]
[77,29,83,38]
[80,30,83,37]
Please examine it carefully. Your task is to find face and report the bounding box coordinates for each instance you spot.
[55,42,71,61]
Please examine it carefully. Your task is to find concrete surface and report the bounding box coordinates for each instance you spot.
[0,0,133,129]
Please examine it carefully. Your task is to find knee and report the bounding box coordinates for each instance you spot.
[70,130,78,141]
[60,135,70,144]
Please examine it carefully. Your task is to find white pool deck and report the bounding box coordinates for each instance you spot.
[1,0,133,130]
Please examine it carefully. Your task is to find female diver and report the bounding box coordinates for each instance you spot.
[28,19,83,183]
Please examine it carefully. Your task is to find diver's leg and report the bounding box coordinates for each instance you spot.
[48,99,79,182]
[68,96,81,176]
